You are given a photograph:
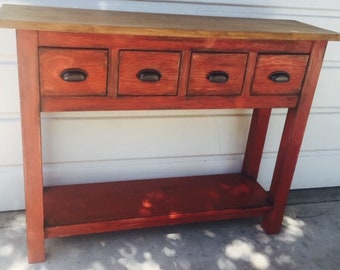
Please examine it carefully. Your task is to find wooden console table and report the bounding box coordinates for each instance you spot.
[0,5,339,263]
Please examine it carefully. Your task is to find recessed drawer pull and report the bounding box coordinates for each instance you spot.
[60,68,88,82]
[136,69,162,82]
[269,71,290,83]
[206,71,229,83]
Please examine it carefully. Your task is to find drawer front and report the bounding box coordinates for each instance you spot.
[39,48,108,96]
[252,54,309,95]
[118,51,181,96]
[188,53,248,96]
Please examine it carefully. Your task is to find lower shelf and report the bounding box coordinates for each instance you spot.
[43,173,272,238]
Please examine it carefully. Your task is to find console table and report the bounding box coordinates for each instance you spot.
[0,4,339,263]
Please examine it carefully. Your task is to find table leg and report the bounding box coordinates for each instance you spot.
[17,30,45,263]
[261,40,328,234]
[242,108,271,180]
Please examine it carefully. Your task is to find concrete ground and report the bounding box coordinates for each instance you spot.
[0,188,339,270]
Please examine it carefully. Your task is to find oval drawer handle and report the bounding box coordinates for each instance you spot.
[269,71,290,83]
[136,69,162,82]
[206,71,229,83]
[60,68,88,82]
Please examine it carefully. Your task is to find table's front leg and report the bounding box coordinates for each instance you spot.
[262,40,328,234]
[17,30,45,263]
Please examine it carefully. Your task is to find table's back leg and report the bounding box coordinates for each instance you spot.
[261,40,328,234]
[16,30,45,263]
[242,108,272,180]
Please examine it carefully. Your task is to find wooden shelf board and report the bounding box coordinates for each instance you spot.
[43,174,271,238]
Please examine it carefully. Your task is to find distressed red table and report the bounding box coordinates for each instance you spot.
[0,4,339,263]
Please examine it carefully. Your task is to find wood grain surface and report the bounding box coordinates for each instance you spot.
[0,4,339,40]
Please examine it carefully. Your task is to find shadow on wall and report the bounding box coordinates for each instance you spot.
[1,203,327,270]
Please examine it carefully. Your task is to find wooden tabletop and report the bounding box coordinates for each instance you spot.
[0,4,339,40]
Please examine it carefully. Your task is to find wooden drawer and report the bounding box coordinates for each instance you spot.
[251,54,309,95]
[39,48,108,96]
[188,53,248,96]
[118,51,181,96]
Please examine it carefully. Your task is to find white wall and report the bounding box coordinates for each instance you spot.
[0,0,339,211]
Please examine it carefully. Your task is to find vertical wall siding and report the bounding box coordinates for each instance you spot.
[0,0,339,211]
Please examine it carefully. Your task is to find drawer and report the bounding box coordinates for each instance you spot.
[39,48,108,96]
[188,53,248,96]
[251,54,309,95]
[118,51,181,96]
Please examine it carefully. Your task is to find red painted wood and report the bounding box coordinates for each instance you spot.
[41,95,299,112]
[261,41,328,234]
[188,53,248,96]
[240,52,258,97]
[43,174,271,237]
[242,108,272,179]
[118,51,181,96]
[107,48,118,97]
[16,30,45,263]
[38,32,313,53]
[177,50,192,96]
[252,54,309,95]
[45,206,271,238]
[39,48,108,96]
[11,23,330,263]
